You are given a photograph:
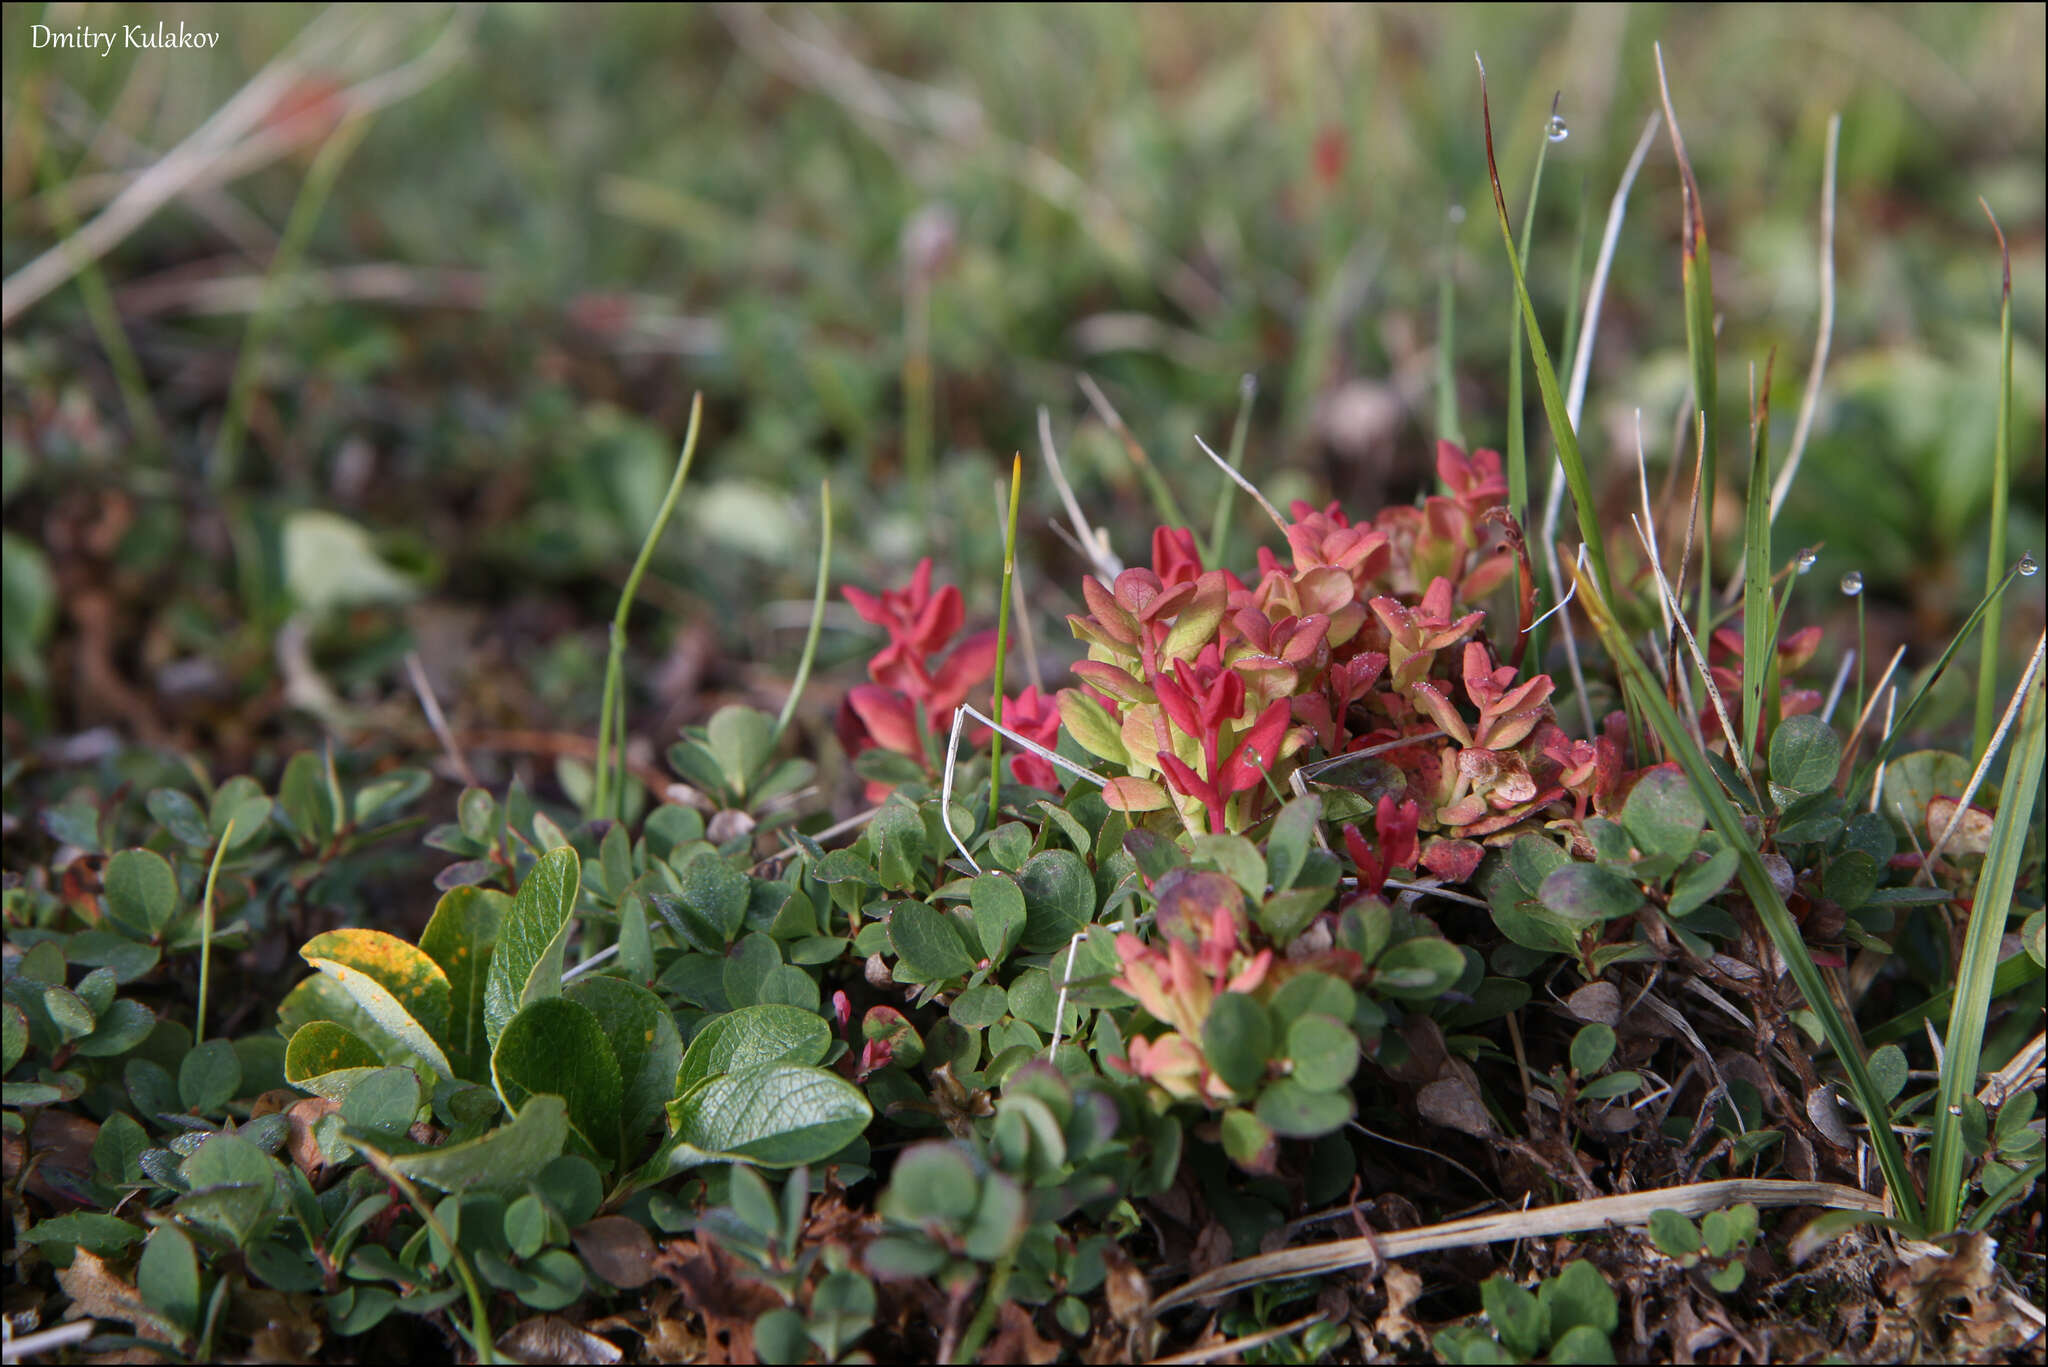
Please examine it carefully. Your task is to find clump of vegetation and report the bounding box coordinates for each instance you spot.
[3,12,2043,1367]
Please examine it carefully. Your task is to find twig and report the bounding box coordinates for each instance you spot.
[1038,406,1122,581]
[405,651,479,788]
[1193,434,1288,538]
[0,1320,97,1362]
[1148,1178,1884,1316]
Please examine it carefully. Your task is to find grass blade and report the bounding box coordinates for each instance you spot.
[773,480,834,745]
[989,456,1023,826]
[1568,555,1923,1227]
[1505,94,1559,527]
[1476,57,1610,603]
[1741,356,1778,775]
[595,393,704,821]
[1438,205,1463,448]
[1655,44,1720,642]
[1972,202,2014,760]
[1928,650,2045,1231]
[1206,374,1259,569]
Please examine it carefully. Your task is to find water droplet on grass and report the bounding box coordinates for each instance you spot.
[1840,571,1863,597]
[2021,552,2039,578]
[1447,203,1467,224]
[1948,1104,1965,1116]
[1796,548,1818,574]
[1546,115,1569,143]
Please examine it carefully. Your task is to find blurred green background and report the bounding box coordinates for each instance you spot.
[3,2,2043,792]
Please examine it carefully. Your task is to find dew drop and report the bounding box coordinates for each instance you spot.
[1447,203,1467,225]
[1948,1104,1965,1117]
[1546,114,1569,143]
[1840,571,1863,597]
[1796,547,1818,574]
[2021,552,2039,578]
[1239,373,1258,400]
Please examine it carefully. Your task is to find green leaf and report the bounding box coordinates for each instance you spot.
[878,1142,979,1225]
[1701,1203,1757,1259]
[722,932,782,1007]
[1059,690,1129,766]
[962,1171,1027,1261]
[1,529,56,684]
[1667,845,1738,917]
[666,1062,871,1167]
[1550,1324,1617,1364]
[483,847,580,1052]
[278,752,337,849]
[1768,715,1842,797]
[1372,937,1467,1000]
[1265,795,1321,891]
[1646,1208,1700,1258]
[948,984,1009,1030]
[388,1094,568,1192]
[1256,886,1334,947]
[806,1270,876,1360]
[970,873,1027,964]
[24,1212,143,1256]
[1220,1107,1277,1171]
[1191,834,1267,901]
[675,849,748,948]
[888,901,978,983]
[706,705,775,796]
[146,789,211,848]
[869,803,928,892]
[419,886,506,1079]
[65,930,160,984]
[1539,864,1644,922]
[103,848,180,937]
[504,1192,550,1259]
[1285,1013,1359,1092]
[1479,1274,1547,1361]
[209,775,272,851]
[2,1002,26,1072]
[563,975,682,1160]
[301,929,452,1045]
[301,931,454,1082]
[341,1066,424,1139]
[1622,768,1704,859]
[1823,851,1881,910]
[1579,1071,1642,1100]
[1255,1079,1354,1138]
[1202,993,1272,1095]
[1570,1023,1617,1077]
[137,1223,202,1337]
[178,1133,279,1248]
[490,998,623,1163]
[674,1003,831,1097]
[1539,1259,1618,1337]
[285,1021,382,1091]
[43,985,95,1042]
[180,1038,243,1114]
[1017,849,1097,953]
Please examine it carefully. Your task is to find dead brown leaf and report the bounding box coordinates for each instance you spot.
[496,1314,626,1364]
[572,1215,657,1290]
[657,1237,783,1364]
[983,1303,1060,1365]
[55,1250,180,1346]
[1373,1262,1423,1349]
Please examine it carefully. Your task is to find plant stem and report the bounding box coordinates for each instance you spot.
[594,393,703,821]
[953,1253,1014,1365]
[774,480,834,745]
[194,818,234,1047]
[353,1143,497,1364]
[1206,373,1259,569]
[990,456,1022,827]
[1505,95,1557,529]
[905,274,935,539]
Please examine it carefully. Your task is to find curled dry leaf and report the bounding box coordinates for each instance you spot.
[53,1250,178,1344]
[1566,981,1622,1025]
[1417,1073,1497,1139]
[1373,1263,1424,1349]
[983,1303,1060,1365]
[572,1215,658,1289]
[285,1097,340,1180]
[496,1315,626,1365]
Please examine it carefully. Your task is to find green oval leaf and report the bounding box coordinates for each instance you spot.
[284,1021,382,1091]
[563,975,683,1160]
[1538,864,1645,922]
[1201,992,1271,1095]
[301,929,452,1044]
[969,873,1027,964]
[103,848,180,937]
[419,886,506,1079]
[888,901,977,983]
[1017,849,1096,953]
[388,1094,567,1193]
[1622,767,1704,859]
[1769,715,1842,797]
[674,1003,831,1097]
[483,847,580,1052]
[666,1062,871,1167]
[490,998,622,1164]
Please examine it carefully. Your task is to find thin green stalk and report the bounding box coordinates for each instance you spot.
[1504,95,1558,528]
[595,393,704,821]
[1205,374,1258,569]
[1655,46,1720,644]
[1928,659,2044,1232]
[352,1142,497,1364]
[1437,204,1463,448]
[32,95,162,452]
[211,112,372,490]
[1741,358,1777,776]
[989,456,1022,827]
[1557,189,1590,381]
[1972,202,2013,761]
[194,819,234,1047]
[1864,952,2042,1047]
[952,1252,1014,1365]
[1569,557,1923,1227]
[1477,59,1611,603]
[1852,584,1867,727]
[774,480,834,744]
